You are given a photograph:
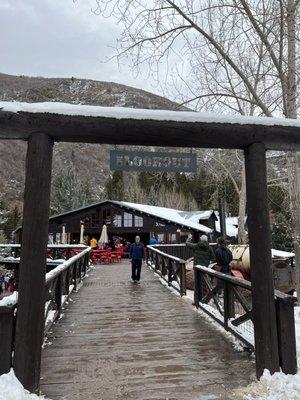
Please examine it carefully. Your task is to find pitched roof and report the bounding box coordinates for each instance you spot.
[46,200,212,234]
[111,201,212,233]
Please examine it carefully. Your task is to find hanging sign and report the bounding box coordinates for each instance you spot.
[110,150,197,173]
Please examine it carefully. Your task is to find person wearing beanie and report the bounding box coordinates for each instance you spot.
[215,237,233,274]
[186,233,215,267]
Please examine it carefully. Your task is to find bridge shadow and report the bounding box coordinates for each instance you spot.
[40,261,255,400]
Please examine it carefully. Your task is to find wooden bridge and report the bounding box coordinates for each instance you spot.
[1,244,297,399]
[40,260,254,400]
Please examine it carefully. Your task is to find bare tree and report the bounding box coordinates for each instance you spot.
[94,0,300,282]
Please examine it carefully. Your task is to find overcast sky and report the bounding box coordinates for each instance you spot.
[0,0,161,94]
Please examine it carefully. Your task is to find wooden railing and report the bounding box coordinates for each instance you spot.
[194,265,297,375]
[150,243,217,262]
[147,245,187,296]
[0,246,91,375]
[147,244,297,375]
[0,243,87,260]
[150,244,194,262]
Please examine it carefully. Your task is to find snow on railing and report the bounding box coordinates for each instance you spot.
[0,246,92,375]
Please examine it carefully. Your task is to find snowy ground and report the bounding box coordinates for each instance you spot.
[0,370,49,400]
[236,306,300,400]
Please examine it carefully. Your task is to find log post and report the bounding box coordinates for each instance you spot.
[275,296,297,374]
[0,306,15,375]
[244,142,280,378]
[14,133,53,392]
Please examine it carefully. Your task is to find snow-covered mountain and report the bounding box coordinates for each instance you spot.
[0,73,186,206]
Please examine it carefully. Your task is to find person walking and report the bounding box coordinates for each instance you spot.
[129,236,145,283]
[215,237,233,274]
[186,234,215,267]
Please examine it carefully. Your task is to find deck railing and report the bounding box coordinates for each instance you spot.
[147,244,297,375]
[0,243,88,260]
[147,245,187,296]
[193,265,297,374]
[0,246,91,375]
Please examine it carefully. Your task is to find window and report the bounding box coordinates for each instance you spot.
[113,213,122,227]
[91,212,100,227]
[134,215,143,227]
[103,209,111,225]
[124,212,133,227]
[168,233,177,244]
[157,233,165,244]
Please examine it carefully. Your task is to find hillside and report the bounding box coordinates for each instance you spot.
[0,73,185,206]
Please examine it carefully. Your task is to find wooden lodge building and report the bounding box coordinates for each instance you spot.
[14,200,219,245]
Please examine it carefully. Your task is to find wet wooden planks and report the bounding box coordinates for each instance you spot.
[40,262,255,400]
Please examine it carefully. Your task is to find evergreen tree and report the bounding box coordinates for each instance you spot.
[105,170,124,200]
[2,206,22,242]
[51,164,94,214]
[271,213,294,252]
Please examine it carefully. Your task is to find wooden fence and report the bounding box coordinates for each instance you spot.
[147,244,297,376]
[0,243,88,260]
[147,245,187,296]
[0,246,91,375]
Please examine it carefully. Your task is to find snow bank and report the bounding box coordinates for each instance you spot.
[237,370,300,399]
[237,306,300,399]
[0,370,49,400]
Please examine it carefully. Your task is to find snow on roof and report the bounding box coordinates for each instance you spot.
[272,248,294,258]
[2,100,300,128]
[178,210,215,222]
[215,215,239,238]
[111,201,212,233]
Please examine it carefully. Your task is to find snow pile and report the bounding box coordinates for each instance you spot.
[238,370,300,400]
[0,370,49,400]
[238,306,300,399]
[0,291,18,306]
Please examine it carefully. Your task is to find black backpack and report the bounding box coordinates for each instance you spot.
[218,247,233,265]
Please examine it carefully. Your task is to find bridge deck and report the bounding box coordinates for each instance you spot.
[40,262,254,400]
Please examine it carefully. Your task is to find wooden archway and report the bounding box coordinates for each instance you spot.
[1,102,299,391]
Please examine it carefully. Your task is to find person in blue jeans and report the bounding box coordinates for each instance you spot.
[129,236,145,283]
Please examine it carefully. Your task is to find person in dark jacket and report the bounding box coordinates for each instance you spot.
[186,234,215,266]
[215,237,233,274]
[129,236,145,283]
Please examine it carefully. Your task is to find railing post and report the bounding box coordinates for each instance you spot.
[168,259,172,286]
[155,252,158,271]
[193,268,200,308]
[65,268,70,295]
[224,281,235,329]
[14,133,53,392]
[179,262,186,296]
[276,296,297,374]
[55,275,62,320]
[0,306,15,375]
[73,262,78,291]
